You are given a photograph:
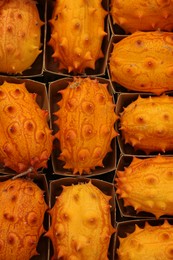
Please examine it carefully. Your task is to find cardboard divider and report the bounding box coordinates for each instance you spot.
[48,76,117,177]
[48,177,116,260]
[0,173,49,260]
[114,218,173,259]
[44,0,110,78]
[0,76,49,175]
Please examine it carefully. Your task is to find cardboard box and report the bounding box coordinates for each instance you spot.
[48,177,116,260]
[0,76,49,175]
[114,218,173,259]
[0,173,49,260]
[44,0,110,78]
[48,76,117,177]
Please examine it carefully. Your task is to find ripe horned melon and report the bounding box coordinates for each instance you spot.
[109,31,173,95]
[120,95,173,154]
[116,155,173,218]
[117,221,173,260]
[0,81,53,173]
[0,0,43,74]
[110,0,173,34]
[46,181,115,260]
[54,77,118,175]
[49,0,107,73]
[0,178,48,260]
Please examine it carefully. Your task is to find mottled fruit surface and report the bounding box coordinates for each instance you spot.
[109,31,173,95]
[0,81,53,173]
[0,0,43,74]
[116,155,173,218]
[120,95,173,154]
[110,0,173,33]
[117,221,173,260]
[54,77,118,175]
[0,178,48,260]
[46,182,115,260]
[49,0,107,73]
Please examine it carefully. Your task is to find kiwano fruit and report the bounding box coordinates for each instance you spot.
[119,95,173,154]
[116,155,173,218]
[117,221,173,260]
[46,181,115,260]
[49,0,107,73]
[0,81,53,173]
[54,77,118,175]
[109,31,173,95]
[0,178,48,260]
[0,0,43,74]
[110,0,173,34]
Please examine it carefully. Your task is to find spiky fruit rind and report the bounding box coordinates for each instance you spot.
[49,0,107,73]
[116,155,173,218]
[117,221,173,260]
[0,81,53,173]
[110,0,173,33]
[120,95,173,154]
[0,0,43,74]
[46,182,115,260]
[110,31,173,95]
[54,77,118,175]
[0,178,48,260]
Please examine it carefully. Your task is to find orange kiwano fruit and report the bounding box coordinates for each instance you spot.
[0,0,43,74]
[49,0,107,73]
[110,0,173,33]
[0,81,53,173]
[0,178,48,260]
[110,31,173,95]
[117,221,173,260]
[46,182,115,260]
[54,77,118,175]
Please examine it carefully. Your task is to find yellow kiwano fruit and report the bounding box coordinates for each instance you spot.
[46,182,115,260]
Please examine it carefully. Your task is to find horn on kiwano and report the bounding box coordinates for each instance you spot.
[54,77,118,175]
[46,181,115,260]
[49,0,107,73]
[0,81,53,173]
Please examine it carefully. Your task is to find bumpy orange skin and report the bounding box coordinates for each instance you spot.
[110,0,173,33]
[109,31,173,95]
[46,182,115,260]
[0,178,48,260]
[120,95,173,154]
[0,0,43,74]
[116,155,173,218]
[117,221,173,260]
[0,81,53,173]
[49,0,107,73]
[54,77,118,175]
